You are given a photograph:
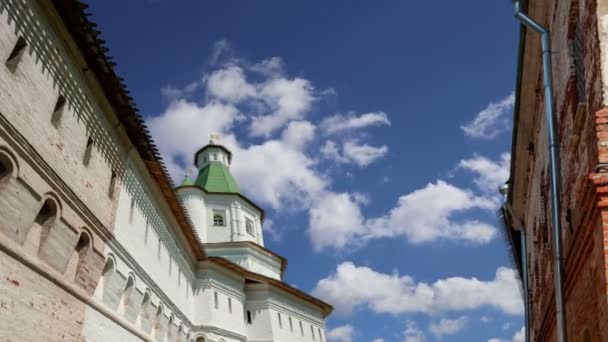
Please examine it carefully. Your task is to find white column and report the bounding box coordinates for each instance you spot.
[230,202,238,242]
[256,216,264,246]
[236,202,244,239]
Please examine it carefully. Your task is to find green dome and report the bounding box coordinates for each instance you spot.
[194,163,240,194]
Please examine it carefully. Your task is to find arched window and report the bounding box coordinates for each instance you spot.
[152,304,163,338]
[25,197,58,254]
[0,152,14,185]
[213,211,225,226]
[196,338,205,342]
[119,274,135,315]
[65,231,91,282]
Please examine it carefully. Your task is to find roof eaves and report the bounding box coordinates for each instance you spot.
[50,0,205,259]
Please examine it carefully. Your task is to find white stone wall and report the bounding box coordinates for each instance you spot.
[0,1,330,341]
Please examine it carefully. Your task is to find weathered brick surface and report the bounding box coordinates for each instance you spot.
[514,0,608,341]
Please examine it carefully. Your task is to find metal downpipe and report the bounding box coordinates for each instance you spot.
[503,202,532,342]
[512,1,568,342]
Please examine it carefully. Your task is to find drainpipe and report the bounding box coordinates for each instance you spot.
[502,201,531,342]
[512,2,568,342]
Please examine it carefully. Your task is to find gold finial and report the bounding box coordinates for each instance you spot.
[210,133,221,143]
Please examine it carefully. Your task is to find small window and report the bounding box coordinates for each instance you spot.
[203,156,207,163]
[228,297,232,314]
[108,170,117,199]
[318,327,323,342]
[311,325,316,341]
[51,95,66,127]
[5,36,27,72]
[246,219,254,236]
[278,312,282,328]
[214,291,219,309]
[83,137,94,167]
[213,153,217,161]
[299,321,304,336]
[213,211,225,226]
[129,198,135,224]
[246,310,252,324]
[289,317,293,332]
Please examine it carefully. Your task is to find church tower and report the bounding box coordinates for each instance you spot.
[176,140,285,280]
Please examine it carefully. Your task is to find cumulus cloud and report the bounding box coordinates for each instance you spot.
[309,180,497,251]
[403,321,426,342]
[250,77,316,137]
[457,153,511,194]
[488,327,525,342]
[321,112,391,134]
[327,324,355,342]
[312,262,523,317]
[461,93,515,139]
[321,140,388,167]
[428,316,468,338]
[149,40,498,251]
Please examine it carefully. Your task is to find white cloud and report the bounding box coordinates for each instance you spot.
[488,327,525,342]
[322,112,391,134]
[309,192,367,251]
[309,180,497,251]
[281,120,316,150]
[327,324,355,342]
[458,153,510,193]
[148,99,241,179]
[251,56,285,77]
[206,65,256,103]
[321,140,388,167]
[343,141,388,166]
[372,339,385,342]
[312,262,524,317]
[428,316,468,338]
[403,321,426,342]
[250,77,316,137]
[461,93,515,139]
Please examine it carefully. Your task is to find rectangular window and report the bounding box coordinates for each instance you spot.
[247,310,252,324]
[318,328,323,342]
[213,210,225,226]
[311,325,316,341]
[278,312,282,328]
[214,291,219,309]
[289,317,293,332]
[299,321,304,336]
[5,36,27,72]
[246,219,254,236]
[228,297,232,314]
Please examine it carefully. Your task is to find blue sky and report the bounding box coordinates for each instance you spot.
[88,1,524,341]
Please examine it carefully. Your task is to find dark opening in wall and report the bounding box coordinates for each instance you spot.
[83,137,94,167]
[35,199,57,228]
[108,170,117,198]
[5,37,27,72]
[0,153,14,185]
[51,95,66,127]
[247,310,252,324]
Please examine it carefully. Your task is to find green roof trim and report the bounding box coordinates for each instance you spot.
[195,163,240,194]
